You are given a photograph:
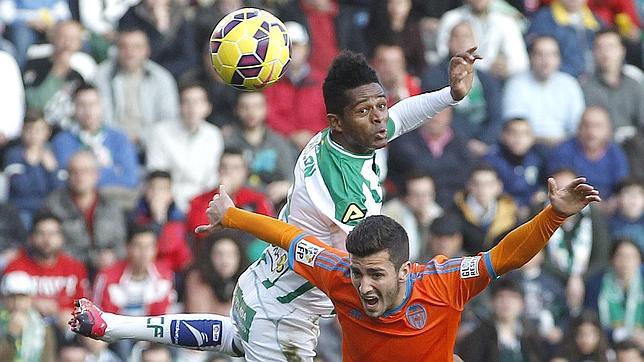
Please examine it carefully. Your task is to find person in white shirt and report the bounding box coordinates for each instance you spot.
[146,82,224,211]
[0,49,24,148]
[437,0,529,79]
[503,35,586,146]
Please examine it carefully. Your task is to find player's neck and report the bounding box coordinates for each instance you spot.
[329,131,374,155]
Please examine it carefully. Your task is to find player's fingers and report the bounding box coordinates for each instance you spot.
[586,195,602,203]
[568,177,587,188]
[547,177,557,195]
[574,183,594,192]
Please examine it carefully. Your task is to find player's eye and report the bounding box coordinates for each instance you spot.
[357,108,369,115]
[373,273,384,280]
[377,103,387,110]
[351,269,362,278]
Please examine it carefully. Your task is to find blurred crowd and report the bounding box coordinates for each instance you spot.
[0,0,642,361]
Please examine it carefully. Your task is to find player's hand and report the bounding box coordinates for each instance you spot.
[548,177,601,217]
[194,185,235,234]
[448,47,482,101]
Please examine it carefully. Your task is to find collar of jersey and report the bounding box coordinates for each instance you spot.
[325,130,374,160]
[381,275,413,318]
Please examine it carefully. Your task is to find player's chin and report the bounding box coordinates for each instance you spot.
[361,298,384,317]
[372,137,388,150]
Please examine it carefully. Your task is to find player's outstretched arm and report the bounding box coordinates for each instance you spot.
[489,177,601,276]
[387,48,482,138]
[194,186,311,251]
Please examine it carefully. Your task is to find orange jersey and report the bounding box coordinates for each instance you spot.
[287,236,494,362]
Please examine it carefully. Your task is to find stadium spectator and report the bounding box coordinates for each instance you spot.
[484,118,546,217]
[57,340,89,362]
[622,130,644,183]
[584,238,643,346]
[388,107,474,208]
[0,271,56,362]
[3,110,64,228]
[581,29,644,140]
[437,0,529,79]
[382,172,443,261]
[22,20,86,129]
[547,106,630,198]
[146,82,223,211]
[0,49,24,149]
[551,310,612,362]
[453,165,518,253]
[371,43,421,106]
[141,343,172,362]
[78,0,137,62]
[263,21,328,150]
[4,212,89,329]
[527,0,601,78]
[184,230,247,315]
[456,279,542,362]
[509,250,567,347]
[614,339,643,362]
[93,28,180,148]
[81,337,122,362]
[422,212,465,260]
[117,0,198,79]
[503,36,586,146]
[587,0,641,40]
[276,0,340,74]
[44,151,127,270]
[609,179,644,251]
[51,83,141,190]
[130,170,191,273]
[423,21,503,156]
[227,92,297,206]
[542,168,610,283]
[0,203,26,270]
[365,0,426,76]
[0,0,71,68]
[186,148,275,244]
[93,223,175,317]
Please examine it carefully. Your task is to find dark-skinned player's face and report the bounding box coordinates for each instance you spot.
[335,83,389,153]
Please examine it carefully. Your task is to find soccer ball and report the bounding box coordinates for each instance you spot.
[210,8,291,91]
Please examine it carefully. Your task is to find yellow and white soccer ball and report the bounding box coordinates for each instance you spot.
[210,8,291,91]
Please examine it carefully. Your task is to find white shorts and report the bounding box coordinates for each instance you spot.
[231,269,321,362]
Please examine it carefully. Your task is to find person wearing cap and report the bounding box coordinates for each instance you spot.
[0,271,57,362]
[263,21,328,151]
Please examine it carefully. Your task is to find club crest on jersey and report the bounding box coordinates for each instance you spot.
[406,304,427,329]
[460,256,481,279]
[295,240,324,267]
[342,203,366,224]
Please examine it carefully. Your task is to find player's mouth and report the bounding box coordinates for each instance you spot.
[374,128,387,141]
[362,295,380,310]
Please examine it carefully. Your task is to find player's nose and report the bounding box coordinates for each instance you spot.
[359,280,374,294]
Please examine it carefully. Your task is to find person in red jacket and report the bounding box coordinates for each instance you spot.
[263,21,328,150]
[131,170,192,273]
[186,148,275,245]
[4,211,88,330]
[93,223,175,316]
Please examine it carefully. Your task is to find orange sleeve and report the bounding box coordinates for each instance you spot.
[489,205,567,277]
[222,207,303,250]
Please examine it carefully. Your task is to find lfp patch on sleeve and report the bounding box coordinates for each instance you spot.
[460,256,481,279]
[295,239,324,267]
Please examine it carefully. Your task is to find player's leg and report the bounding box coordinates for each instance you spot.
[232,272,320,362]
[70,299,243,356]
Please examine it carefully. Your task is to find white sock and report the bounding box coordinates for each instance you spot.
[101,313,243,356]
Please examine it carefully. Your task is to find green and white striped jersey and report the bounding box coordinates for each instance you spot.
[244,87,456,315]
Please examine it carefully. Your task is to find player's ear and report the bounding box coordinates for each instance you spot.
[398,261,411,283]
[328,113,342,132]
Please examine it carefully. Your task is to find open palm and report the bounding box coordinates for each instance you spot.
[548,177,601,217]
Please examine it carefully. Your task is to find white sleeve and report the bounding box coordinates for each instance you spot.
[80,0,112,34]
[388,87,457,141]
[0,52,24,140]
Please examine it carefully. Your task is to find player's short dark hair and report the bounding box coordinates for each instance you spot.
[346,215,409,269]
[490,278,523,298]
[126,223,157,244]
[146,170,172,183]
[323,50,380,115]
[31,210,62,233]
[609,237,642,261]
